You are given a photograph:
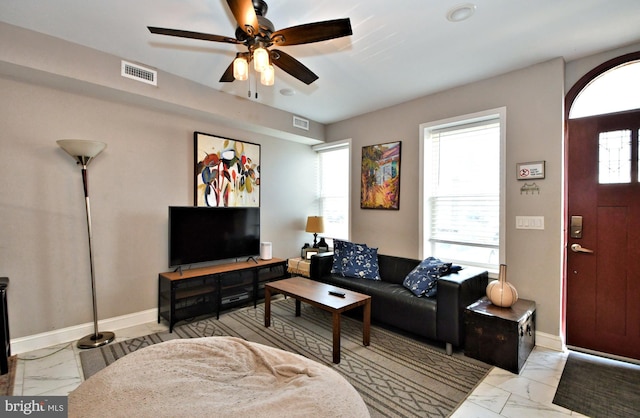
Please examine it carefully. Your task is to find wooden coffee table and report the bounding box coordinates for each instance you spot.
[264,276,371,364]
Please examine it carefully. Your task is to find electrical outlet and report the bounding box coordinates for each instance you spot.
[516,216,544,230]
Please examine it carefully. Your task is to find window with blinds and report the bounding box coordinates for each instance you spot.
[315,142,350,241]
[425,117,501,269]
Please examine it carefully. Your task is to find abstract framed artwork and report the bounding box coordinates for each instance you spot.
[361,141,401,210]
[194,132,260,207]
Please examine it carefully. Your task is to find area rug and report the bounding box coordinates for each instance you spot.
[80,299,491,417]
[553,351,640,417]
[0,356,17,396]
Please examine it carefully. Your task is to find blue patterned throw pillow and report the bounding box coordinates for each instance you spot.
[403,257,460,297]
[342,244,381,280]
[331,239,356,275]
[331,240,381,280]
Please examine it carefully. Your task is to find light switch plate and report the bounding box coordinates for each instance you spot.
[516,216,544,230]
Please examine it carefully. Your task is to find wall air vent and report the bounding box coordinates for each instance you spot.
[121,60,157,86]
[293,115,309,131]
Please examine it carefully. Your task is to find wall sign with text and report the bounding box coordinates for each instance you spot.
[517,161,545,180]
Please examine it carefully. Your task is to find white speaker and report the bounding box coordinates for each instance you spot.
[260,242,272,260]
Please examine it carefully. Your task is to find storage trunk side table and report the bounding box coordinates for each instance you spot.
[464,297,535,374]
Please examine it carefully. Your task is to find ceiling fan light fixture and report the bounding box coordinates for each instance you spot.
[260,64,275,86]
[446,3,476,22]
[147,1,353,88]
[233,56,249,81]
[253,47,269,72]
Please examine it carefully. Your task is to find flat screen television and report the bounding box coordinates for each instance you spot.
[169,206,260,268]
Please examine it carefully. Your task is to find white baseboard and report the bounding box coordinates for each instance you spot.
[535,330,565,352]
[10,310,566,356]
[10,309,158,355]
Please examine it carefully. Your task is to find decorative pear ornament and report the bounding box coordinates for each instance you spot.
[486,264,518,307]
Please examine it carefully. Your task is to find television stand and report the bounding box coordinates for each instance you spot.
[158,258,287,331]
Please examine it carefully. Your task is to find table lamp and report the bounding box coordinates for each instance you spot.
[305,216,324,248]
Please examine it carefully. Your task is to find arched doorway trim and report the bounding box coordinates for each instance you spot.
[565,50,640,120]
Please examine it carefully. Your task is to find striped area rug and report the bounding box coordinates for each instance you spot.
[80,298,491,417]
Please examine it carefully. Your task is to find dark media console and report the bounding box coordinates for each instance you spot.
[158,258,287,331]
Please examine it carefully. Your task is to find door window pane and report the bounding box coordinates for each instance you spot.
[599,130,631,184]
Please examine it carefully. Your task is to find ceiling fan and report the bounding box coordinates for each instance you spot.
[148,0,352,86]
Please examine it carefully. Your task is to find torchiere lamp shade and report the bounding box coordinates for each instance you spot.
[57,139,106,165]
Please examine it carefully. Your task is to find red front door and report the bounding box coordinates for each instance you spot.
[566,109,640,360]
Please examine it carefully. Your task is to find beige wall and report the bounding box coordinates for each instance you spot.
[0,23,320,339]
[327,59,566,339]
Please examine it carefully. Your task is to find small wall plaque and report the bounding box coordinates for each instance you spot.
[517,161,545,180]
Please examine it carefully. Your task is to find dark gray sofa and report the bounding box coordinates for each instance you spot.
[310,252,488,354]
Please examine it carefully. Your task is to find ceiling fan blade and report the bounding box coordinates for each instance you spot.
[271,18,352,46]
[219,59,235,83]
[148,27,240,44]
[226,0,259,37]
[270,49,318,85]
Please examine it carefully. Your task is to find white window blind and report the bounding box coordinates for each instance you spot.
[427,119,500,267]
[315,142,350,241]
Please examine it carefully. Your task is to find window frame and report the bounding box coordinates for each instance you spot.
[312,139,352,243]
[419,108,506,272]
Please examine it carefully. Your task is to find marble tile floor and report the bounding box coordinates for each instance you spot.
[14,322,587,417]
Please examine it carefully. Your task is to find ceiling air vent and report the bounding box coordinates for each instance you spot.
[293,115,309,131]
[121,60,157,86]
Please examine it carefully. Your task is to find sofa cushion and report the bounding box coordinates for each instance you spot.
[402,257,459,297]
[317,273,438,337]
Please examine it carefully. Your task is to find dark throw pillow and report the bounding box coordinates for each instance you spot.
[331,239,356,275]
[331,240,381,280]
[403,257,460,297]
[342,244,381,280]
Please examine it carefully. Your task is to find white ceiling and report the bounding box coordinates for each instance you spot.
[1,0,639,124]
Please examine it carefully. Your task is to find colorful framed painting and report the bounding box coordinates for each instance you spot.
[194,132,260,207]
[361,141,401,210]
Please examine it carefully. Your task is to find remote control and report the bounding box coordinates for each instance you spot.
[329,291,346,298]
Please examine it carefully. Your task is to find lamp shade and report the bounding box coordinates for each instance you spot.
[233,56,249,81]
[260,64,275,86]
[305,216,325,233]
[253,47,269,73]
[57,139,106,160]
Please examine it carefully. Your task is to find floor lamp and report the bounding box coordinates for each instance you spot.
[57,139,115,349]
